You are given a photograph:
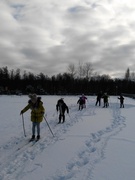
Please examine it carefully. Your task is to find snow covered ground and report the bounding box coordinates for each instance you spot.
[0,95,135,180]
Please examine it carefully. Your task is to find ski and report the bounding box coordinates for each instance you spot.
[17,137,39,150]
[30,138,40,146]
[17,140,32,151]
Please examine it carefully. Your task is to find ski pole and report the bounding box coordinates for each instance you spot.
[22,114,26,137]
[44,116,55,137]
[67,113,71,119]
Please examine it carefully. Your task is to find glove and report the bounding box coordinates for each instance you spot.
[20,110,23,115]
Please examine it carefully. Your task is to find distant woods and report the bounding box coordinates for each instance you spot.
[0,65,135,95]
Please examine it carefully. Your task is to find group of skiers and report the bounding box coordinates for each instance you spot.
[20,93,124,141]
[95,91,109,108]
[77,92,111,109]
[95,91,124,108]
[77,94,87,110]
[20,94,69,141]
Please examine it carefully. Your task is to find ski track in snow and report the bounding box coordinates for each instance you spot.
[0,98,126,180]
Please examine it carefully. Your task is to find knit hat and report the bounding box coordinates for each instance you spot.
[28,93,37,103]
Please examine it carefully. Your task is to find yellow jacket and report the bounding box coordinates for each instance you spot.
[22,98,45,123]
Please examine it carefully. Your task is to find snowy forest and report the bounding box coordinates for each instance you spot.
[0,65,134,95]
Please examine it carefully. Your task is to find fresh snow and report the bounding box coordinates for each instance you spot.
[0,95,135,180]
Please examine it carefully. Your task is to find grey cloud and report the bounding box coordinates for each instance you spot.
[0,0,135,78]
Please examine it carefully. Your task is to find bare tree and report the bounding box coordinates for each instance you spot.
[67,63,76,78]
[77,61,84,79]
[83,62,93,80]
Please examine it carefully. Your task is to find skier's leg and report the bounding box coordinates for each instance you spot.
[63,114,65,123]
[99,99,101,106]
[58,114,61,123]
[37,122,40,138]
[31,122,36,139]
[81,104,83,110]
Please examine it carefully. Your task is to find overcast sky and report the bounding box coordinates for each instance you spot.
[1,0,135,78]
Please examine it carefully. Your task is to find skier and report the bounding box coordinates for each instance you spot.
[102,93,109,108]
[118,94,124,108]
[95,91,102,106]
[81,94,87,108]
[20,94,45,141]
[56,98,69,123]
[77,97,84,110]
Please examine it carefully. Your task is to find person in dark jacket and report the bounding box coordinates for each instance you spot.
[95,91,102,106]
[102,93,109,108]
[56,98,69,123]
[20,94,45,141]
[118,94,124,108]
[77,97,84,110]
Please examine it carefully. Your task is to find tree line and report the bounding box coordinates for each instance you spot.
[0,66,134,95]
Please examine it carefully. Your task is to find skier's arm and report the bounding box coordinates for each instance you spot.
[66,106,69,113]
[56,104,59,111]
[20,104,30,115]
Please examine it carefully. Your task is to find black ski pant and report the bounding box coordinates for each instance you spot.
[120,103,124,108]
[95,99,101,106]
[79,104,83,110]
[59,113,65,123]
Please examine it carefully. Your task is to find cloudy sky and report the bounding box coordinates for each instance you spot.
[1,0,135,78]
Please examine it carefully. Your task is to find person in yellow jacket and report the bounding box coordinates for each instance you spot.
[20,94,45,141]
